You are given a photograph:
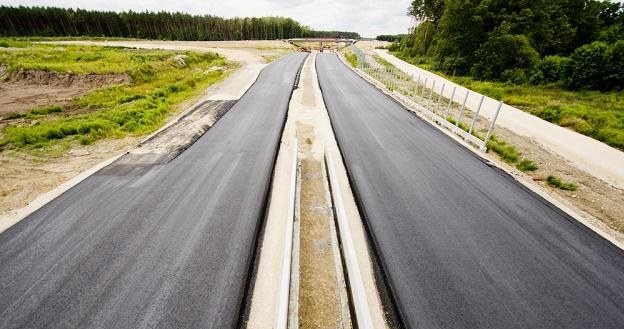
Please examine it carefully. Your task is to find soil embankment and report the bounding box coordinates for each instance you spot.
[0,65,131,116]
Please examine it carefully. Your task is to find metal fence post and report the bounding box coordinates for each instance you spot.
[414,74,420,99]
[421,77,428,100]
[435,83,446,114]
[444,86,456,119]
[468,95,485,134]
[426,80,436,111]
[483,101,503,148]
[456,90,470,126]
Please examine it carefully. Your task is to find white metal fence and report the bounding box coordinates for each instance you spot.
[350,45,502,152]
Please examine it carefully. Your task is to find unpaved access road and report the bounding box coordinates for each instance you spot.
[0,52,307,329]
[316,53,624,329]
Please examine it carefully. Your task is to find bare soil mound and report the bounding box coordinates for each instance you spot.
[0,66,131,116]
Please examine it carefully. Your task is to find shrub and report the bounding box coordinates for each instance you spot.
[516,159,538,172]
[568,41,609,90]
[472,29,539,81]
[547,175,577,191]
[486,136,520,163]
[532,105,563,122]
[530,55,573,85]
[346,53,358,68]
[604,40,624,90]
[501,68,529,84]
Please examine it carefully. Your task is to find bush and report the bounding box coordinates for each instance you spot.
[568,41,609,90]
[530,55,573,85]
[346,53,358,68]
[604,40,624,90]
[486,136,520,163]
[532,105,563,122]
[472,29,539,81]
[516,159,538,172]
[501,68,529,84]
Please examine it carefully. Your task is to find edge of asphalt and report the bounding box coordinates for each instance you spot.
[0,57,266,235]
[236,52,309,328]
[326,51,624,328]
[246,52,391,328]
[335,52,624,253]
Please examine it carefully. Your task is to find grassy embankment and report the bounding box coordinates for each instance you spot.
[0,39,231,154]
[393,52,624,151]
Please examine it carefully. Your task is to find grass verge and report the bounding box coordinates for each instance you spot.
[0,40,230,153]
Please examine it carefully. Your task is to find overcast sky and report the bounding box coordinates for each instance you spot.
[1,0,413,38]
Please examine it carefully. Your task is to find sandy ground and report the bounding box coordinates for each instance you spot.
[355,40,391,51]
[297,129,351,328]
[0,40,278,223]
[375,49,624,190]
[0,137,138,213]
[349,56,624,245]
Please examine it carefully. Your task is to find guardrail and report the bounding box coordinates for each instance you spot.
[352,46,502,152]
[275,139,298,329]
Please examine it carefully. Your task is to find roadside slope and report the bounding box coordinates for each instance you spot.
[0,52,307,329]
[316,53,624,329]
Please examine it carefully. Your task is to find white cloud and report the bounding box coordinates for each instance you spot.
[0,0,413,37]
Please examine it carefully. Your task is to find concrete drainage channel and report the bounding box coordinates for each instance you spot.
[246,53,388,329]
[272,138,375,329]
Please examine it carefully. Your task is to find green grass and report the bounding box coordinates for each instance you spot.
[0,39,230,152]
[392,51,624,150]
[547,175,578,191]
[346,53,358,68]
[486,136,520,163]
[516,159,538,172]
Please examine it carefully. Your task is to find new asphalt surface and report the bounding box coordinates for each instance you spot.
[316,53,624,329]
[0,52,307,329]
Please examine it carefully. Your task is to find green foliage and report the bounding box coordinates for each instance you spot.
[530,55,573,85]
[487,136,520,163]
[0,43,227,152]
[472,29,539,81]
[569,41,610,90]
[604,40,624,90]
[0,6,359,40]
[346,53,358,68]
[547,175,578,191]
[516,159,538,172]
[376,34,406,42]
[392,0,623,90]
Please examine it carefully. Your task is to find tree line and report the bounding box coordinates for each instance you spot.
[0,6,360,41]
[392,0,623,90]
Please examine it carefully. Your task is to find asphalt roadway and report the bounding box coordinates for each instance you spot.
[316,53,624,329]
[0,52,307,329]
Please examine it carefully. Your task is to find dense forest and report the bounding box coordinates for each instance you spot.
[376,34,407,42]
[0,6,360,41]
[392,0,623,91]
